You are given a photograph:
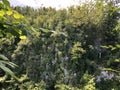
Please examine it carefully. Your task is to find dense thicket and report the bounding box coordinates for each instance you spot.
[0,0,120,89]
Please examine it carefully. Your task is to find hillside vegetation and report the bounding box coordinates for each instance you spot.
[0,0,120,89]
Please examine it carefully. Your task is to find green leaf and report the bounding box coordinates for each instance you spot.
[2,0,10,8]
[0,63,18,80]
[114,59,120,62]
[40,28,50,33]
[111,47,116,51]
[0,54,18,80]
[0,60,18,68]
[0,32,3,37]
[18,74,28,82]
[0,75,7,82]
[0,54,9,60]
[20,35,27,40]
[6,10,13,15]
[13,13,21,19]
[102,68,120,73]
[100,45,109,49]
[0,10,5,17]
[0,3,4,8]
[116,44,120,48]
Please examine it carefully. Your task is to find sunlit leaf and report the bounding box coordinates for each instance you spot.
[40,28,50,33]
[18,74,28,82]
[6,10,13,15]
[20,35,27,40]
[0,54,9,60]
[18,30,22,35]
[0,75,7,82]
[0,10,5,17]
[102,68,120,73]
[0,63,18,80]
[100,45,109,49]
[13,13,21,19]
[108,45,113,48]
[0,60,18,68]
[111,47,116,51]
[0,54,18,80]
[114,59,120,62]
[116,44,120,48]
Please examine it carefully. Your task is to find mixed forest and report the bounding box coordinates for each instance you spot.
[0,0,120,89]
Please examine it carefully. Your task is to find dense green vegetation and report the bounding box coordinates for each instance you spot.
[0,0,120,89]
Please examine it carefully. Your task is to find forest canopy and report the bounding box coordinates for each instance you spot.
[0,0,120,89]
